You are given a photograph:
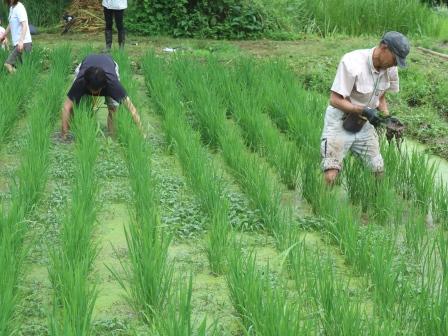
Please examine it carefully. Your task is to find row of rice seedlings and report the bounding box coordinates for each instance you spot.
[208,56,397,330]
[209,57,300,190]
[144,53,312,333]
[171,56,291,245]
[343,154,402,227]
[142,52,230,275]
[112,51,174,325]
[411,229,448,335]
[0,47,71,335]
[145,53,357,333]
[168,55,372,331]
[0,50,41,144]
[285,233,373,334]
[48,106,99,335]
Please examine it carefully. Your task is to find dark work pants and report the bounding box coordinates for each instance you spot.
[103,6,124,32]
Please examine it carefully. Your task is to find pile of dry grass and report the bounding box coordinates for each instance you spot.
[63,0,104,33]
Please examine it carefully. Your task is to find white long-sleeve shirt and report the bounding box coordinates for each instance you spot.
[102,0,127,10]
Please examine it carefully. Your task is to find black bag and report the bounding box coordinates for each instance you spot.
[342,113,367,133]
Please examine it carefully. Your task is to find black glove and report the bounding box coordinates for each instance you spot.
[362,107,381,127]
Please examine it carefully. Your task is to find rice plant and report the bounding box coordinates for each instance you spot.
[226,245,312,335]
[433,182,448,227]
[404,206,429,259]
[310,256,366,335]
[152,275,217,336]
[0,46,71,335]
[48,104,99,335]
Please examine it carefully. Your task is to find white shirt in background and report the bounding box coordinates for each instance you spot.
[102,0,128,10]
[8,2,32,46]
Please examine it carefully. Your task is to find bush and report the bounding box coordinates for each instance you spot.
[126,0,269,39]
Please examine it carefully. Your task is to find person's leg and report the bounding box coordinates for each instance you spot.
[321,136,352,185]
[114,10,125,49]
[351,125,384,175]
[103,6,113,50]
[4,46,21,73]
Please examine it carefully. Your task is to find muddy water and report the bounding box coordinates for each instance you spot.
[403,139,448,184]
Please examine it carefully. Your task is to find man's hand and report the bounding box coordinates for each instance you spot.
[362,107,381,127]
[17,41,24,52]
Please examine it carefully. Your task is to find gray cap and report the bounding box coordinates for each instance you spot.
[381,31,410,67]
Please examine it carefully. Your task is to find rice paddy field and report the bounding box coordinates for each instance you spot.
[1,33,448,335]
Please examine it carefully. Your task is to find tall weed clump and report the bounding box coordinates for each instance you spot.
[0,47,71,335]
[48,105,99,335]
[142,52,231,275]
[113,51,173,322]
[301,0,445,36]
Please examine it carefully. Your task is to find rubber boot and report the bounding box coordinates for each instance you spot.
[104,29,113,52]
[118,29,125,49]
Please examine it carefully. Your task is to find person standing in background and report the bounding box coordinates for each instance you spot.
[102,0,127,51]
[0,0,32,73]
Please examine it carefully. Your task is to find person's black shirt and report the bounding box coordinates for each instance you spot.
[67,54,127,104]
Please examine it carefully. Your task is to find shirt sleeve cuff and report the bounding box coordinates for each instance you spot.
[388,82,399,93]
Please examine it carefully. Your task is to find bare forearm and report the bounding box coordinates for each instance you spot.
[330,92,363,115]
[61,100,73,135]
[378,95,389,116]
[124,98,142,130]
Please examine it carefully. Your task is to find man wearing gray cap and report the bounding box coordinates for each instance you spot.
[320,31,410,185]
